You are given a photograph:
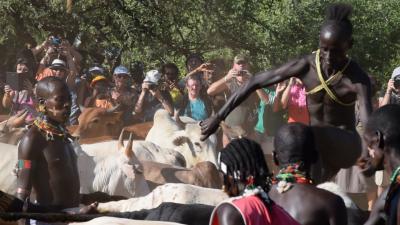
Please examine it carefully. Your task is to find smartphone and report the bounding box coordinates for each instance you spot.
[6,72,20,91]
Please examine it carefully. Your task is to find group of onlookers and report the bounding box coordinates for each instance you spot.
[2,36,400,209]
[0,36,312,148]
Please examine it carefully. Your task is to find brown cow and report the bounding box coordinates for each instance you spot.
[72,107,124,140]
[121,134,222,191]
[121,121,153,140]
[71,107,154,144]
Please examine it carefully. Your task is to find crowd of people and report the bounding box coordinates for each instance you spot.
[1,2,400,225]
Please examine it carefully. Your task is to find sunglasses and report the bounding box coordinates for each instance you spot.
[114,74,129,79]
[53,68,66,72]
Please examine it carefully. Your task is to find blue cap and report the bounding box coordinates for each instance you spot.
[113,65,130,76]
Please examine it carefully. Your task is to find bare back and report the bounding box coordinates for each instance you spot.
[269,183,347,225]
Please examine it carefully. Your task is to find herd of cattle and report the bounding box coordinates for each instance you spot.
[0,108,367,225]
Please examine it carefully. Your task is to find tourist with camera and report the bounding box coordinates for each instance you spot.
[35,37,79,90]
[379,67,400,107]
[110,66,137,125]
[207,55,260,147]
[134,70,174,122]
[160,63,185,104]
[2,57,37,126]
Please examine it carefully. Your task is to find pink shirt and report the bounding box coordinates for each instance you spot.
[210,195,300,225]
[11,90,37,123]
[288,83,309,125]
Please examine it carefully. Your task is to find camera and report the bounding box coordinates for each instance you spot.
[394,76,400,89]
[51,37,62,46]
[148,83,157,90]
[237,70,248,77]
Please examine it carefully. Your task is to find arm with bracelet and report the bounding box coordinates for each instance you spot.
[16,133,37,203]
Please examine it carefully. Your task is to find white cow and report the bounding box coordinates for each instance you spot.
[80,139,185,167]
[92,182,361,215]
[96,183,228,213]
[0,142,150,197]
[146,110,218,168]
[0,137,218,198]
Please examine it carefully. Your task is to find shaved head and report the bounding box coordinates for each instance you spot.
[36,77,69,101]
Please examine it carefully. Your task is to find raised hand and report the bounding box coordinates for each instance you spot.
[200,114,222,141]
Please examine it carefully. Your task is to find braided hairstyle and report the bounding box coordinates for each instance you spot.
[219,138,272,195]
[321,3,353,41]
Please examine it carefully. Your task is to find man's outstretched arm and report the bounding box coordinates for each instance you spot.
[200,57,309,140]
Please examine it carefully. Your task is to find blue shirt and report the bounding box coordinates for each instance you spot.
[184,98,208,121]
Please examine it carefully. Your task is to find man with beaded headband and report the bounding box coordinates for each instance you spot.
[201,4,373,183]
[270,123,348,225]
[16,76,80,224]
[362,105,400,225]
[210,138,300,225]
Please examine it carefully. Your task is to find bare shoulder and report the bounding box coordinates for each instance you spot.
[294,184,346,210]
[18,126,46,159]
[347,60,370,83]
[215,202,245,225]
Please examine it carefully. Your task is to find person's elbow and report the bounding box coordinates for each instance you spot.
[207,84,223,96]
[207,86,217,96]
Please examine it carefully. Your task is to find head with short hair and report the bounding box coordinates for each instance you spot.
[273,123,318,170]
[36,77,71,124]
[161,63,179,82]
[50,59,67,79]
[219,138,271,196]
[185,53,204,72]
[186,75,202,98]
[232,54,249,71]
[319,4,353,70]
[113,65,131,89]
[364,105,400,172]
[130,61,145,84]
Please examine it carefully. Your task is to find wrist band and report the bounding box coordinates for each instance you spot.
[18,160,32,169]
[224,76,228,83]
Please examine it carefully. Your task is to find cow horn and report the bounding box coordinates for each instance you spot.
[174,109,185,130]
[118,129,125,150]
[125,133,134,158]
[173,136,191,146]
[106,104,122,113]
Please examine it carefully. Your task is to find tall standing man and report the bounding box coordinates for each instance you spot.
[201,4,373,183]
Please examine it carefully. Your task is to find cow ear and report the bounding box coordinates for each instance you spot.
[173,136,190,146]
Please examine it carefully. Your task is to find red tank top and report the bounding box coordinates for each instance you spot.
[210,195,300,225]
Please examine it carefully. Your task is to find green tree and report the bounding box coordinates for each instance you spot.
[0,0,399,87]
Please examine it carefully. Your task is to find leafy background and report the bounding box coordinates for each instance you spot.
[1,0,399,88]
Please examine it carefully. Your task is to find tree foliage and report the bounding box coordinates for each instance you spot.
[0,0,399,86]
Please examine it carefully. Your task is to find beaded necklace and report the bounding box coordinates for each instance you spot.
[384,166,400,214]
[33,117,69,141]
[273,163,312,193]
